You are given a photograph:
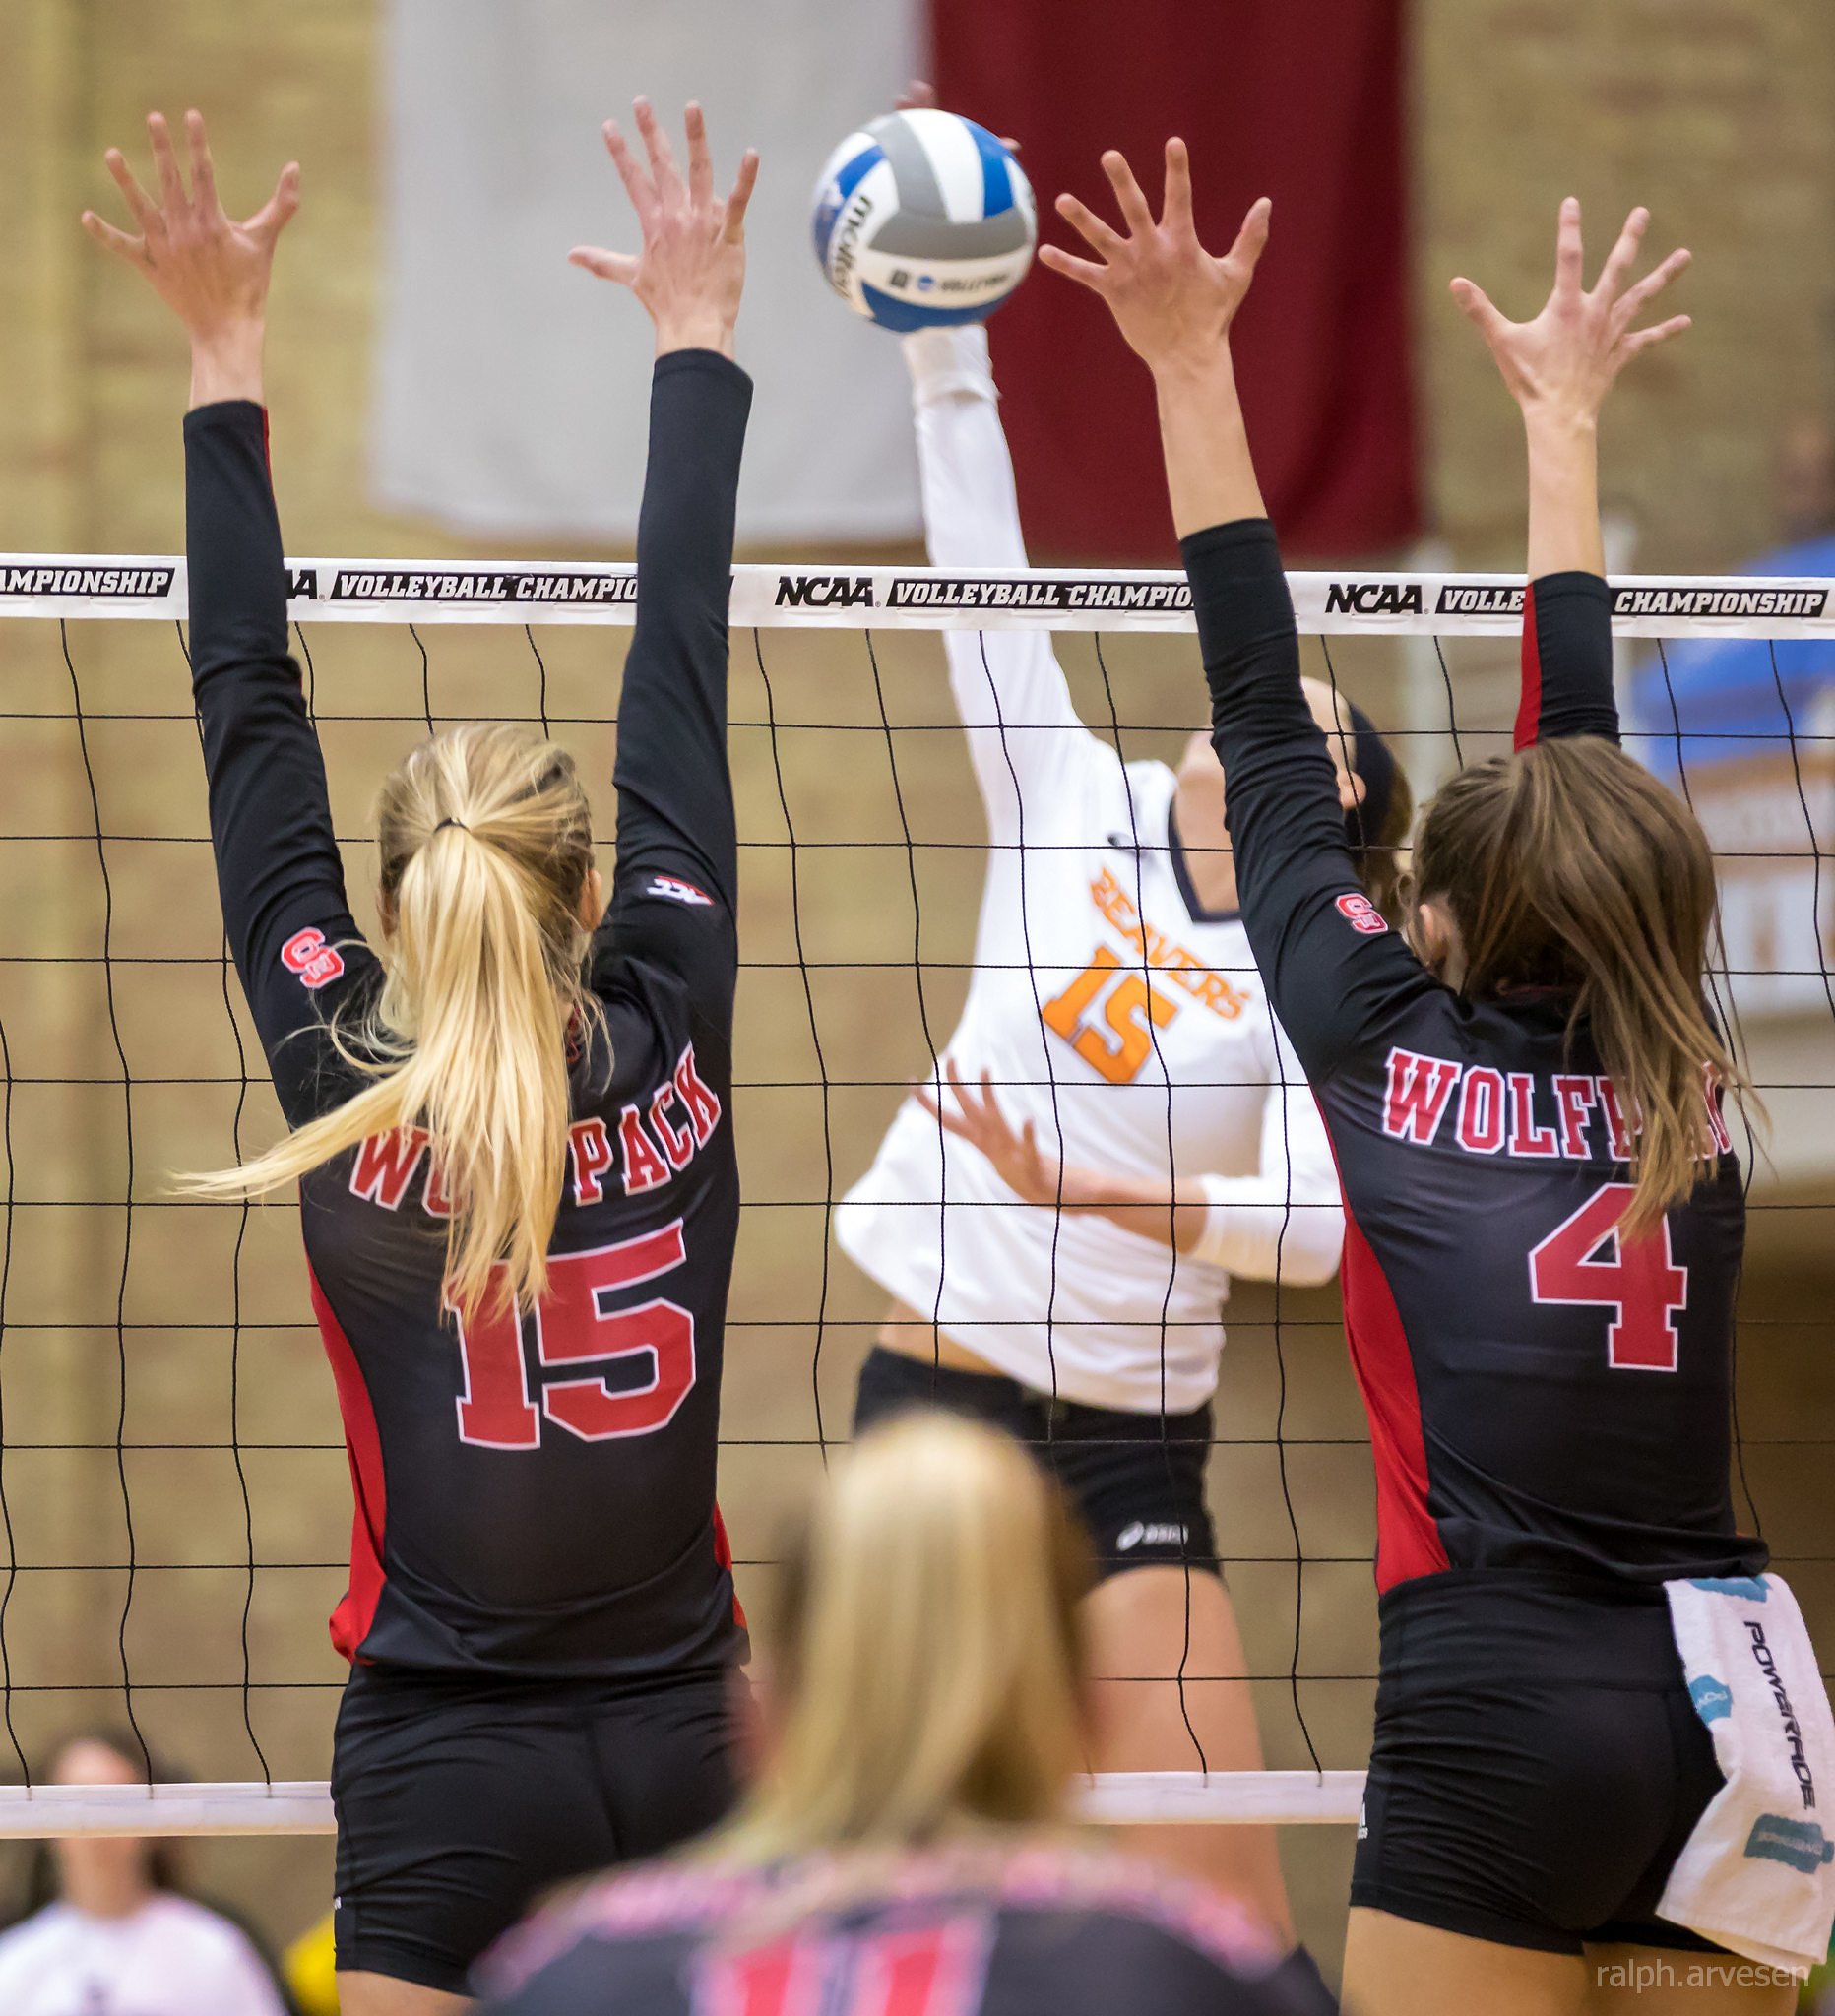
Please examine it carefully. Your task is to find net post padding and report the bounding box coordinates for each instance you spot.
[0,1770,1369,1837]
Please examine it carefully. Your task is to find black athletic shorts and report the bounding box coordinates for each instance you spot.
[332,1661,743,1993]
[1351,1571,1729,1956]
[854,1346,1219,1580]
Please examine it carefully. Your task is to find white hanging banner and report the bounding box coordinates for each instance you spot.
[373,0,923,544]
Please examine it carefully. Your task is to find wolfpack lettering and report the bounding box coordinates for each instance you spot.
[350,1042,724,1220]
[1377,1046,1726,1166]
[1381,1049,1461,1144]
[612,1044,722,1198]
[1088,867,1248,1020]
[1325,581,1424,618]
[350,1127,429,1209]
[775,573,874,609]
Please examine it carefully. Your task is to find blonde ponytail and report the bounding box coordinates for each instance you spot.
[182,724,601,1315]
[722,1414,1093,1861]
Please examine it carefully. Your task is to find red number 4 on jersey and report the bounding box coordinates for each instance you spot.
[1529,1182,1688,1372]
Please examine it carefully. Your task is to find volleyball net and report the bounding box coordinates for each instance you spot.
[0,556,1831,1837]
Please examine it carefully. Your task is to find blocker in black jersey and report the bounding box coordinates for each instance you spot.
[1182,522,1764,1953]
[187,356,751,1680]
[1184,524,1762,1599]
[475,1843,1337,2016]
[184,352,754,1985]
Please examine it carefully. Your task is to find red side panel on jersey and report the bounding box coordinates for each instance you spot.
[309,1263,388,1661]
[713,1503,746,1631]
[1340,1213,1449,1592]
[1514,579,1542,751]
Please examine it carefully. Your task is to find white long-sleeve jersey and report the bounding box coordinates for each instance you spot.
[835,328,1344,1416]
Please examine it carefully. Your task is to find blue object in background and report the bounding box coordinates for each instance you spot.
[1630,535,1835,777]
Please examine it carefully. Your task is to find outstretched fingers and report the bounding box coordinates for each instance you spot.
[80,209,146,264]
[147,112,189,215]
[184,110,220,219]
[1162,137,1194,232]
[1038,242,1108,291]
[1617,311,1691,361]
[1101,148,1155,235]
[104,148,161,234]
[569,245,639,286]
[723,148,759,244]
[601,119,656,227]
[1053,189,1124,258]
[1612,244,1691,330]
[1224,195,1273,274]
[247,161,301,247]
[684,101,714,210]
[1553,195,1584,296]
[1449,274,1510,340]
[633,96,683,205]
[1592,205,1649,304]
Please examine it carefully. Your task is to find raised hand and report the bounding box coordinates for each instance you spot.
[83,110,298,406]
[917,1063,1061,1209]
[1452,199,1690,426]
[1042,139,1270,374]
[571,99,758,361]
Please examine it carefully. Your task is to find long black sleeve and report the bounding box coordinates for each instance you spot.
[595,350,751,1033]
[1514,571,1618,749]
[1183,518,1435,1083]
[185,401,378,1125]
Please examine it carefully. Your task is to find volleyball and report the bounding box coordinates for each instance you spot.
[810,108,1037,331]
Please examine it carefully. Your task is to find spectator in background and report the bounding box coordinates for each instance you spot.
[0,1729,294,2015]
[477,1416,1332,2016]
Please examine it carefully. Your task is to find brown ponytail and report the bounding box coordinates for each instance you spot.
[181,723,601,1315]
[1412,737,1750,1237]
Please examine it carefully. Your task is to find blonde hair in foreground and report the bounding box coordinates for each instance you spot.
[1412,735,1754,1238]
[182,723,601,1315]
[724,1414,1093,1859]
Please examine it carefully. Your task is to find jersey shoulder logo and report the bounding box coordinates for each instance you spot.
[648,874,714,908]
[280,926,347,989]
[1335,892,1388,936]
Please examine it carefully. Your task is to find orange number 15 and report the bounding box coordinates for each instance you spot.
[1040,946,1177,1086]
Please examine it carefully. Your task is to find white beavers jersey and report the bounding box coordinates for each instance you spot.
[836,329,1341,1415]
[0,1896,288,2016]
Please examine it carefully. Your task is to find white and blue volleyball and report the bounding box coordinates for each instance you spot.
[811,109,1037,331]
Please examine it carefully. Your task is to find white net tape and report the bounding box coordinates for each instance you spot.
[5,555,1833,637]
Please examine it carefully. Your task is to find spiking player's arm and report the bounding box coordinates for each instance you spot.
[1454,199,1690,751]
[572,101,758,1032]
[86,111,378,1126]
[1047,141,1432,1083]
[918,1058,1343,1286]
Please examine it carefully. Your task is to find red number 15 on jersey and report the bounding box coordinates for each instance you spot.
[451,1221,697,1449]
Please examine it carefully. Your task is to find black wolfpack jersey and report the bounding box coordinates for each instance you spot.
[185,353,754,1677]
[1182,522,1766,1593]
[475,1844,1335,2016]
